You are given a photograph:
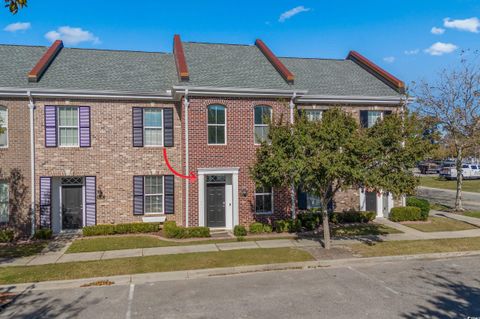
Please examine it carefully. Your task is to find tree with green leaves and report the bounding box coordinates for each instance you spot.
[5,0,26,14]
[251,107,432,249]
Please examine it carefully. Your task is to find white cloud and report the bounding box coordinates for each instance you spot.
[443,17,480,33]
[424,42,458,56]
[431,27,445,35]
[279,6,310,22]
[383,56,395,63]
[4,22,31,32]
[45,26,100,45]
[404,49,419,55]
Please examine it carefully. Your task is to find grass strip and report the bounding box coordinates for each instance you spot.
[401,217,477,232]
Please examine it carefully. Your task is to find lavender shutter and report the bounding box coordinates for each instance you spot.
[132,107,143,147]
[133,176,144,215]
[164,175,174,214]
[85,176,96,226]
[39,177,52,228]
[45,106,57,147]
[163,108,174,147]
[79,106,91,147]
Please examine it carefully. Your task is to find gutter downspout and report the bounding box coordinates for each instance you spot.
[27,91,35,236]
[184,89,190,227]
[289,92,297,219]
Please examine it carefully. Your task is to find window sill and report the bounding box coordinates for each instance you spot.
[254,212,273,215]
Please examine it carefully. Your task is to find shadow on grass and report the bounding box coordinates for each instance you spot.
[0,284,102,318]
[0,242,48,260]
[402,274,480,318]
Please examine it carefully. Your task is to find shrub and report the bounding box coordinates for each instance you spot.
[34,228,53,240]
[406,197,430,221]
[389,206,422,222]
[83,222,160,237]
[162,221,210,239]
[287,219,302,233]
[263,224,273,233]
[274,220,288,233]
[234,225,247,237]
[0,229,14,242]
[249,222,265,234]
[331,211,376,224]
[297,212,321,230]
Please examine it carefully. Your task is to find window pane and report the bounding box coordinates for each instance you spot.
[0,108,6,147]
[0,183,8,202]
[0,182,8,223]
[208,107,216,124]
[144,128,162,146]
[145,195,163,213]
[367,111,381,128]
[305,110,322,122]
[59,128,78,146]
[0,203,7,223]
[0,131,6,147]
[208,126,217,144]
[307,193,322,209]
[216,107,225,124]
[59,107,78,126]
[145,176,163,195]
[144,109,162,127]
[256,193,272,213]
[254,126,269,144]
[216,126,225,144]
[254,106,271,125]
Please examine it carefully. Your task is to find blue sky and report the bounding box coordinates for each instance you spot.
[2,0,480,87]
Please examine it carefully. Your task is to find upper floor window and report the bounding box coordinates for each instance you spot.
[207,105,226,144]
[360,110,383,128]
[304,109,323,122]
[0,107,7,148]
[58,106,79,147]
[0,181,8,223]
[255,185,273,214]
[254,106,272,144]
[144,176,164,214]
[144,108,163,146]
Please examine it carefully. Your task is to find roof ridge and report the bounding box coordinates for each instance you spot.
[63,47,172,55]
[0,43,48,49]
[279,56,346,61]
[183,41,253,47]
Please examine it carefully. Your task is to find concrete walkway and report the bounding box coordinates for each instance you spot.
[431,209,480,227]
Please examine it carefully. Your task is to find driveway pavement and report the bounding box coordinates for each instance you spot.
[416,186,480,210]
[1,255,479,318]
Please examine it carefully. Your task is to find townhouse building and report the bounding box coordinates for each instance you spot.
[0,35,406,235]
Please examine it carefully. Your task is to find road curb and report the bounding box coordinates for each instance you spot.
[2,250,480,292]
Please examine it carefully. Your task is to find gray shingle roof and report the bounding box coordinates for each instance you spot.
[0,42,403,97]
[281,57,401,97]
[182,42,292,90]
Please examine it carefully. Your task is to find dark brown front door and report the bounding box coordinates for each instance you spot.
[62,185,83,229]
[206,183,225,228]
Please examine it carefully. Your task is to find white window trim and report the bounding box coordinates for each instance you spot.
[57,106,80,147]
[143,176,164,215]
[0,107,8,148]
[0,181,9,223]
[254,187,274,215]
[207,105,227,145]
[253,106,272,145]
[143,108,164,147]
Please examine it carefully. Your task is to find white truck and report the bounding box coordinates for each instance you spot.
[440,163,480,180]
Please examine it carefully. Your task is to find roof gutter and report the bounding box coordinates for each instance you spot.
[296,94,413,105]
[172,86,307,99]
[0,87,173,101]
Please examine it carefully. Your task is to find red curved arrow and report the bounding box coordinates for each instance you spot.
[163,148,197,183]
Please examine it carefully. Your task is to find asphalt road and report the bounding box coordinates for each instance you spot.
[416,186,480,211]
[1,256,480,319]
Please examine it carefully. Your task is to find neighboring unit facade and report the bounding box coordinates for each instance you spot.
[0,35,407,235]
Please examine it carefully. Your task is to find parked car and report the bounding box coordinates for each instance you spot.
[440,163,480,180]
[418,160,441,174]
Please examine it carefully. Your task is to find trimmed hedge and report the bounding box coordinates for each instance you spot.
[331,211,376,224]
[34,229,53,240]
[248,222,273,234]
[406,197,430,221]
[83,222,160,237]
[274,219,301,233]
[0,229,14,243]
[389,206,423,222]
[233,225,247,237]
[163,221,210,239]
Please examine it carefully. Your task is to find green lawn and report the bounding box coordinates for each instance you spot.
[332,224,402,237]
[464,211,480,219]
[0,242,48,259]
[419,176,480,193]
[349,237,480,257]
[401,217,477,232]
[0,248,313,284]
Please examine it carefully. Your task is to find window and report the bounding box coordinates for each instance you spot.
[304,110,323,122]
[254,106,272,144]
[207,105,226,144]
[367,111,382,128]
[0,107,7,147]
[255,186,272,214]
[144,108,163,146]
[307,193,322,209]
[0,181,8,223]
[58,106,79,146]
[144,176,163,214]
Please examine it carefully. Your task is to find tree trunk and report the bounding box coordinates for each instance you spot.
[322,208,331,249]
[455,146,464,212]
[290,183,296,219]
